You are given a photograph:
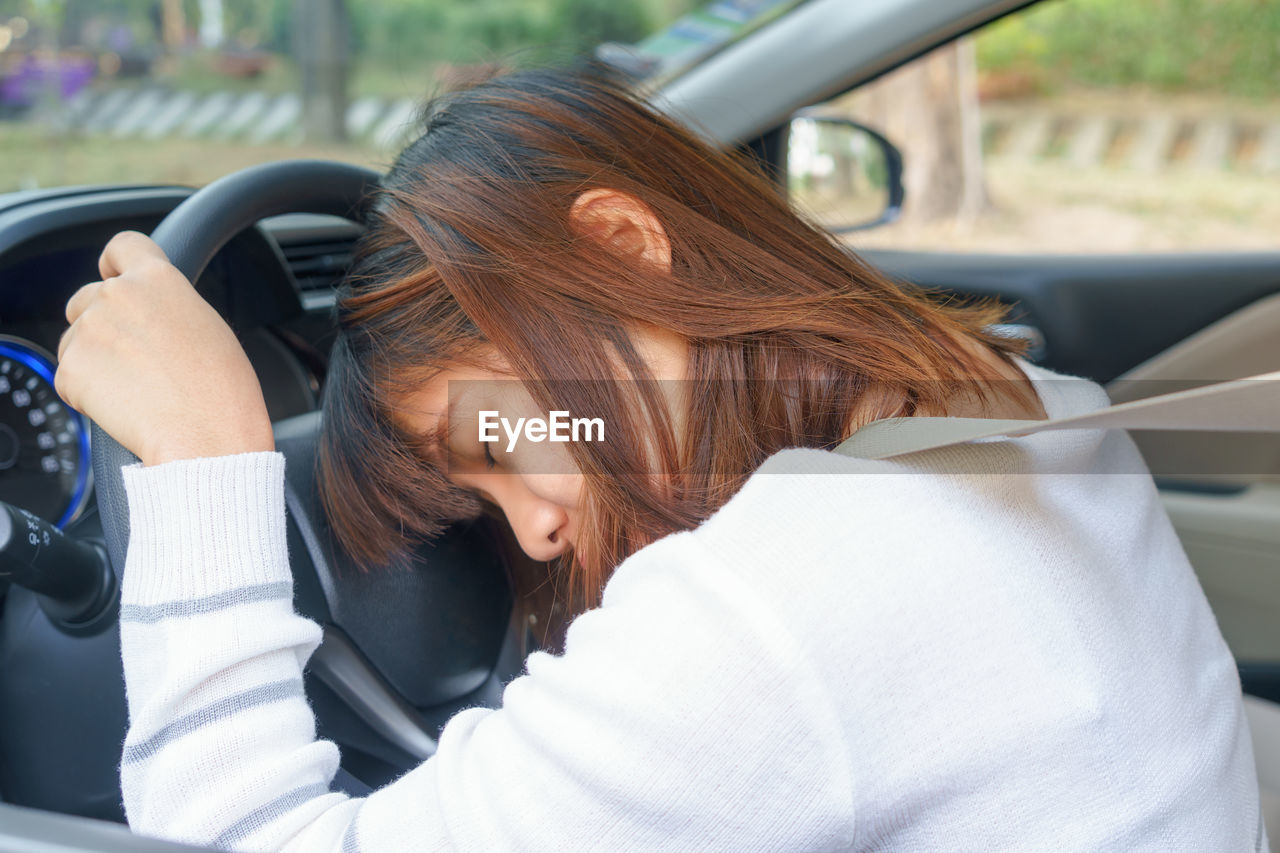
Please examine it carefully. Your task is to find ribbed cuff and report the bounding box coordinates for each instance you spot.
[121,451,290,606]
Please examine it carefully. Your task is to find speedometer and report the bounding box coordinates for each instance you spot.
[0,336,91,528]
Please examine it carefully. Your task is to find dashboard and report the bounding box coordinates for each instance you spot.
[0,185,353,535]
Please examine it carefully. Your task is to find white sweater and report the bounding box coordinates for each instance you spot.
[118,361,1265,852]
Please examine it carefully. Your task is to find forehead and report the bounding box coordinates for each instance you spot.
[391,360,522,449]
[393,364,490,429]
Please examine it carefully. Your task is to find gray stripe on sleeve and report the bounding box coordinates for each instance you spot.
[341,814,361,853]
[122,678,305,765]
[211,782,336,850]
[120,581,293,624]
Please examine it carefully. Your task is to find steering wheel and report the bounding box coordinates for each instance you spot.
[91,159,379,572]
[81,159,522,786]
[0,160,524,818]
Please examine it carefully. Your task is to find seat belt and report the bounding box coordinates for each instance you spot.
[835,370,1280,460]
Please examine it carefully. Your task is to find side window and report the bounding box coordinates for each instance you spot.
[792,0,1280,253]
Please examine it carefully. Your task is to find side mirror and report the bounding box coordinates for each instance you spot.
[786,110,904,232]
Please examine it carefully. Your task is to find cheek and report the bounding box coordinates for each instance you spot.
[520,473,585,514]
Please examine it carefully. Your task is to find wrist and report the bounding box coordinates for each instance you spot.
[143,423,275,467]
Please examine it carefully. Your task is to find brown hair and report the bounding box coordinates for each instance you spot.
[319,65,1023,609]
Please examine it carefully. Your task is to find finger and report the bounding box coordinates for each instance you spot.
[65,280,103,325]
[98,230,168,280]
[53,332,81,412]
[56,321,75,365]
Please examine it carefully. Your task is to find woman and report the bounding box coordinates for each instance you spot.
[56,68,1261,851]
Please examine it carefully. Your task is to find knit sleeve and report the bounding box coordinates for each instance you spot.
[118,453,856,852]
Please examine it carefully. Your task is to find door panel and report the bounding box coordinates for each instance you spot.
[859,247,1280,704]
[1109,293,1280,491]
[861,249,1280,383]
[1162,486,1280,661]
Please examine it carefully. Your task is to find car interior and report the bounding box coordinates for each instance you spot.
[0,0,1276,849]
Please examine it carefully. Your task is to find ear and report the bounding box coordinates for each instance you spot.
[570,189,671,272]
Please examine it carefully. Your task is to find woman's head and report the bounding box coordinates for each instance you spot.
[384,318,690,565]
[319,65,1021,607]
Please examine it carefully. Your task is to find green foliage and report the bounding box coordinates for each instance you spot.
[346,0,547,66]
[550,0,652,56]
[23,0,669,67]
[977,0,1280,97]
[291,0,656,68]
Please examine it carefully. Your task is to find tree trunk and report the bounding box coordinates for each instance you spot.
[838,39,986,224]
[294,0,350,143]
[160,0,186,52]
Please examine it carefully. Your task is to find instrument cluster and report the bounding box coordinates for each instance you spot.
[0,335,91,528]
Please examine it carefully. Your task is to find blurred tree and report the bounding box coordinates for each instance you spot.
[840,39,986,225]
[551,0,650,55]
[159,0,184,51]
[293,0,348,141]
[976,0,1280,97]
[458,0,545,56]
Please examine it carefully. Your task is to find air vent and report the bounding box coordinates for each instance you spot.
[281,238,356,293]
[262,213,363,307]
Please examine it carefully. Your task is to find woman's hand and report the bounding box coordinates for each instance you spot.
[56,231,274,467]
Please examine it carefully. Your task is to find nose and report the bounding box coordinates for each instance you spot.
[500,493,572,562]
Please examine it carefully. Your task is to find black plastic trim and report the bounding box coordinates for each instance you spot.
[1241,663,1280,705]
[861,249,1280,383]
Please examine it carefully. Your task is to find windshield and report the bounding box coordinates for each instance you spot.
[0,0,790,191]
